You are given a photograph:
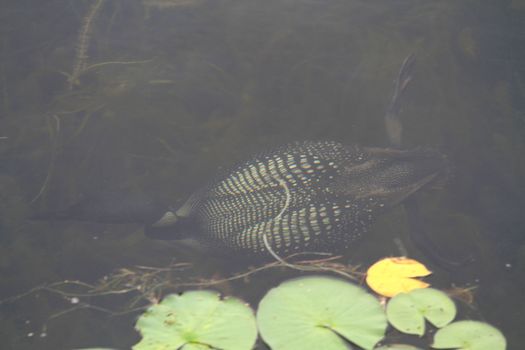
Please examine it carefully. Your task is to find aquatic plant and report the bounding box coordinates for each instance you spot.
[69,0,107,89]
[257,276,387,350]
[432,320,506,350]
[127,276,505,350]
[133,290,257,350]
[366,257,431,297]
[386,288,456,335]
[1,258,507,350]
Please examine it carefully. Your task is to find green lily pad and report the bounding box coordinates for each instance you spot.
[432,321,506,350]
[257,276,387,350]
[386,288,456,336]
[133,290,257,350]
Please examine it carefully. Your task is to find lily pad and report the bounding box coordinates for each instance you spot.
[366,257,431,297]
[133,290,257,350]
[386,288,456,336]
[257,276,387,350]
[432,321,506,350]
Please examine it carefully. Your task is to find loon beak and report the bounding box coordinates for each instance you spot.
[151,210,179,227]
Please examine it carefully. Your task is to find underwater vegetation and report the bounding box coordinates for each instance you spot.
[68,0,107,89]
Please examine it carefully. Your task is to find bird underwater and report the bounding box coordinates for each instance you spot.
[33,56,451,262]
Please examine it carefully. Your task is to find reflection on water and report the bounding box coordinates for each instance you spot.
[1,0,524,349]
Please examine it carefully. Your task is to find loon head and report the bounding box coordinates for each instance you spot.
[144,191,200,240]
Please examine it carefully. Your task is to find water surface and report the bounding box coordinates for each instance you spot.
[1,0,524,349]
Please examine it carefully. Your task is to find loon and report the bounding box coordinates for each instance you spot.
[33,55,453,262]
[145,141,447,257]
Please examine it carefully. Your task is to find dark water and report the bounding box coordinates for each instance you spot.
[1,0,524,349]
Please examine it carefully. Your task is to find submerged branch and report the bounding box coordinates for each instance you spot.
[31,115,60,203]
[0,256,362,318]
[69,0,106,89]
[83,58,154,72]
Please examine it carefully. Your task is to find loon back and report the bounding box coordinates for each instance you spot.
[147,140,448,257]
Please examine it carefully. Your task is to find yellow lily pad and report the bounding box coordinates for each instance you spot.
[366,257,431,297]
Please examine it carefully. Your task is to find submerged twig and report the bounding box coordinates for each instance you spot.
[68,0,106,89]
[73,103,105,137]
[182,255,363,289]
[445,285,478,307]
[156,137,180,156]
[31,115,60,203]
[83,58,153,72]
[1,36,8,116]
[1,257,362,314]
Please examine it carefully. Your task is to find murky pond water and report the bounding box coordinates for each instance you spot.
[1,0,524,349]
